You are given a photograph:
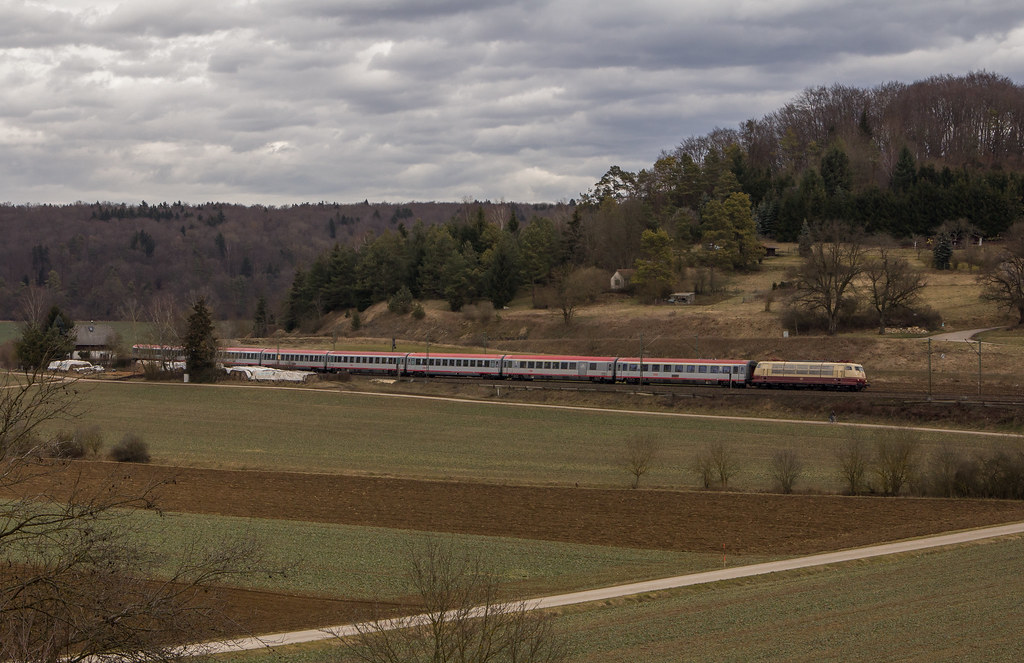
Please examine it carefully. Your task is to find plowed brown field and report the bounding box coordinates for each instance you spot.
[14,460,1024,637]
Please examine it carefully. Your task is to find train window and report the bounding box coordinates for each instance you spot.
[685,366,694,373]
[710,366,719,373]
[568,362,575,369]
[560,362,568,370]
[698,365,707,373]
[733,366,742,373]
[589,363,597,371]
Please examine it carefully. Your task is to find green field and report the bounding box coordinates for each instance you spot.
[223,535,1024,662]
[135,509,762,603]
[20,376,1024,660]
[61,380,1024,492]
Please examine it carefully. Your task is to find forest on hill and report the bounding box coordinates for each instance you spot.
[280,72,1024,331]
[2,72,1023,329]
[584,71,1024,242]
[0,200,567,321]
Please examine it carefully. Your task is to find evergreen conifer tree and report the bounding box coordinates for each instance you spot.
[183,298,218,383]
[933,234,953,270]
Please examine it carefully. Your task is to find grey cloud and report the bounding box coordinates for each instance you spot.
[1,0,1023,204]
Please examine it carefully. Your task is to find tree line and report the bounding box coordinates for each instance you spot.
[583,73,1024,245]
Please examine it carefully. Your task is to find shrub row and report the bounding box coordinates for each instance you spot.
[38,428,151,464]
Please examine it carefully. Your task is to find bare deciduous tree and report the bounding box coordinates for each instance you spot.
[793,222,867,335]
[549,266,605,325]
[769,449,804,494]
[835,434,869,495]
[710,442,740,489]
[873,429,920,496]
[345,540,568,663]
[625,435,661,489]
[980,221,1024,325]
[146,293,184,371]
[690,449,715,489]
[692,442,739,490]
[0,368,270,661]
[864,247,926,334]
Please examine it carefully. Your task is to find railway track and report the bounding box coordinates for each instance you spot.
[381,375,1024,407]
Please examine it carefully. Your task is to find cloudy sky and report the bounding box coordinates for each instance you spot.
[3,0,1023,205]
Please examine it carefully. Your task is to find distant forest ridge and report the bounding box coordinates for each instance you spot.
[2,72,1022,323]
[0,200,569,321]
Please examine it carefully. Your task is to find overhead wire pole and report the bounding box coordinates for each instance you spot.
[965,338,982,398]
[639,332,643,388]
[927,338,932,399]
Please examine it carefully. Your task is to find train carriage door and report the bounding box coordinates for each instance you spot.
[578,361,588,378]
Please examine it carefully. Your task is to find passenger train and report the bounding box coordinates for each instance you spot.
[132,344,869,390]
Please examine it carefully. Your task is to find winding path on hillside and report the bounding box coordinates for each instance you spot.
[929,326,1004,342]
[188,521,1024,655]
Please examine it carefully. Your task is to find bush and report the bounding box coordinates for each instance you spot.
[141,360,182,381]
[48,430,85,459]
[350,310,362,331]
[387,286,414,315]
[873,429,919,496]
[109,433,151,463]
[769,449,803,494]
[411,303,426,320]
[463,302,495,323]
[835,434,869,495]
[75,425,104,457]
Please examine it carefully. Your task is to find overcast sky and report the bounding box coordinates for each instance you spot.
[3,0,1023,205]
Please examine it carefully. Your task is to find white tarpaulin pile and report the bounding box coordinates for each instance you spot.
[226,366,315,383]
[47,359,104,373]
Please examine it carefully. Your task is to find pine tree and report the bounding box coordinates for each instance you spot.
[183,298,218,383]
[484,234,521,308]
[15,306,76,369]
[933,234,953,270]
[798,220,813,258]
[632,228,675,301]
[252,296,269,337]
